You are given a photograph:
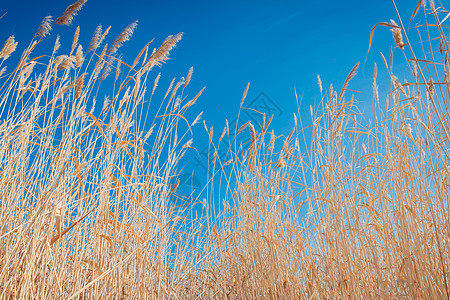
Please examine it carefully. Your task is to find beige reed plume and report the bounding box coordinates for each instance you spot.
[108,21,138,55]
[87,25,111,53]
[55,0,87,26]
[35,16,53,38]
[88,25,102,52]
[100,21,138,80]
[184,66,193,89]
[75,45,84,68]
[143,33,183,71]
[71,26,80,54]
[0,36,18,60]
[57,55,75,70]
[390,19,406,49]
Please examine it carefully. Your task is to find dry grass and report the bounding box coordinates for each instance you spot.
[0,0,449,299]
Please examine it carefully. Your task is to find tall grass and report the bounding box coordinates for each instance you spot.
[0,0,449,298]
[0,5,203,298]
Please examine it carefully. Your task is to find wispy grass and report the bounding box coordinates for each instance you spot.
[0,0,449,298]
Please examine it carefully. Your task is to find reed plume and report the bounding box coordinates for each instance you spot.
[71,26,80,54]
[390,19,406,49]
[87,25,102,52]
[35,16,53,38]
[143,33,183,71]
[184,66,193,89]
[1,1,449,299]
[75,45,84,68]
[55,0,88,26]
[108,21,138,55]
[0,36,18,60]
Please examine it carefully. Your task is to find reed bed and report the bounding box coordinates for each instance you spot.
[0,0,449,299]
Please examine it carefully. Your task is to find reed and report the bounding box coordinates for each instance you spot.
[0,0,449,299]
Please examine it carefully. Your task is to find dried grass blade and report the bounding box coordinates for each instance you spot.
[409,0,423,27]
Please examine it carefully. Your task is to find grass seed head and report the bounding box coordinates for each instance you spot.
[390,19,406,49]
[55,0,88,26]
[35,16,53,38]
[0,36,18,60]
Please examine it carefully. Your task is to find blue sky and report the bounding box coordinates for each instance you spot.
[1,0,414,197]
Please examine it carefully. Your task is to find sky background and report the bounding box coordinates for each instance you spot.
[1,0,415,198]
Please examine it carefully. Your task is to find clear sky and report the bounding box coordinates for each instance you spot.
[1,0,414,198]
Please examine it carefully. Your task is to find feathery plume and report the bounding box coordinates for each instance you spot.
[317,74,322,94]
[208,126,213,147]
[97,26,110,50]
[52,55,65,72]
[0,36,18,60]
[71,26,80,54]
[184,66,193,89]
[373,62,379,102]
[88,25,102,52]
[74,73,87,99]
[219,126,227,143]
[101,56,114,80]
[55,0,87,26]
[143,33,183,71]
[35,16,53,38]
[0,66,6,77]
[152,73,161,96]
[115,55,122,81]
[53,35,61,54]
[390,19,406,49]
[75,45,84,68]
[269,130,276,155]
[191,111,203,126]
[57,55,75,70]
[241,82,250,106]
[109,21,138,55]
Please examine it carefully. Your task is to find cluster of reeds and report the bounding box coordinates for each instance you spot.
[188,0,450,298]
[0,1,206,298]
[0,0,449,298]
